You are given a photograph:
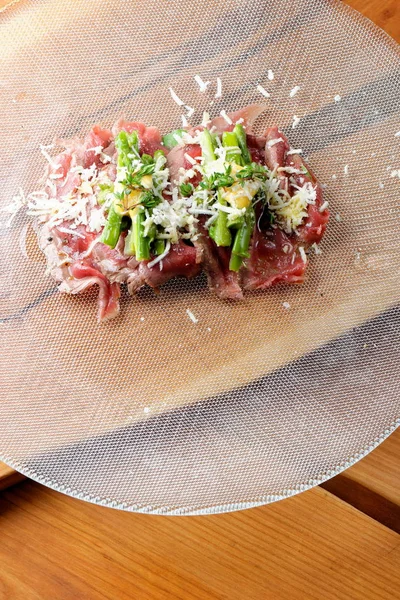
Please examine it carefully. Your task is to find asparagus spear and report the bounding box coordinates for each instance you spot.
[132,207,150,261]
[101,132,139,248]
[162,130,186,150]
[123,209,136,256]
[200,128,217,163]
[233,124,252,165]
[154,239,166,255]
[100,203,123,249]
[200,131,232,246]
[115,130,139,167]
[222,131,243,165]
[229,207,255,272]
[209,194,232,247]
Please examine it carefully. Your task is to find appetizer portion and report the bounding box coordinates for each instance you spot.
[26,105,328,321]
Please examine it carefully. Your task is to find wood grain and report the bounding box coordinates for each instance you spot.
[322,428,400,525]
[0,482,399,600]
[0,463,24,491]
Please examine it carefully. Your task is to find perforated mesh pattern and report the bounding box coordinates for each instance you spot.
[0,0,399,514]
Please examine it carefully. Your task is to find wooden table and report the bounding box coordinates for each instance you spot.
[0,0,399,598]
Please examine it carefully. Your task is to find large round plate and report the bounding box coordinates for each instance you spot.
[0,0,399,514]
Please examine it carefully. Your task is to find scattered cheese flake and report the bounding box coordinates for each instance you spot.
[352,149,357,154]
[140,317,145,321]
[201,111,211,127]
[335,213,342,222]
[289,85,300,98]
[267,69,274,80]
[185,105,195,118]
[332,174,337,180]
[395,131,400,137]
[334,95,341,102]
[57,227,86,239]
[0,187,26,228]
[186,309,198,324]
[256,84,270,98]
[267,137,283,148]
[169,87,185,106]
[181,114,189,127]
[371,152,376,157]
[220,110,233,125]
[379,182,385,190]
[287,148,303,155]
[292,115,300,129]
[390,169,400,178]
[235,117,244,125]
[299,247,307,263]
[319,201,329,212]
[344,164,349,175]
[206,327,212,332]
[215,77,222,98]
[184,152,197,165]
[282,302,290,310]
[143,407,150,413]
[194,75,211,92]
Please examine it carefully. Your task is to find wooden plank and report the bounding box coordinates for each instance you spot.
[0,482,399,600]
[0,462,24,491]
[345,0,400,42]
[321,429,400,531]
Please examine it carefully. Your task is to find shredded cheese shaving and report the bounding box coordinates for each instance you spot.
[194,75,211,93]
[220,110,233,125]
[257,84,270,98]
[289,86,301,98]
[215,77,222,98]
[186,309,198,323]
[169,87,185,106]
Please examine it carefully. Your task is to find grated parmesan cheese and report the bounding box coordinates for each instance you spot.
[181,114,189,127]
[292,115,300,129]
[287,148,303,155]
[169,87,185,106]
[319,201,329,212]
[267,69,274,81]
[201,111,211,127]
[186,309,198,323]
[299,246,307,263]
[184,152,197,166]
[344,164,349,175]
[395,131,400,137]
[220,110,233,125]
[334,95,341,102]
[185,105,195,118]
[256,84,270,98]
[289,85,301,98]
[282,302,290,309]
[215,77,222,98]
[267,137,283,148]
[194,75,211,93]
